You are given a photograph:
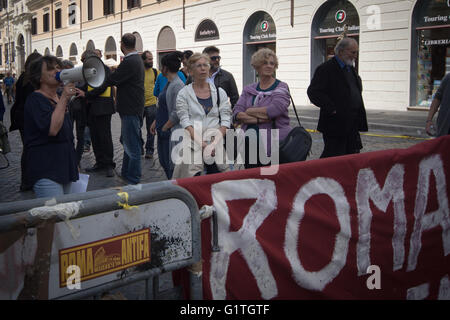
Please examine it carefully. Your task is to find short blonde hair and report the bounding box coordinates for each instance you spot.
[187,53,211,73]
[251,48,279,69]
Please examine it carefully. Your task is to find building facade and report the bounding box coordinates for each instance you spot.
[0,0,449,111]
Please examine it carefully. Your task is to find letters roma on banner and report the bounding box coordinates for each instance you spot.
[175,136,450,300]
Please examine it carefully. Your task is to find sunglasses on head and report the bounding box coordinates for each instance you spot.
[210,56,221,61]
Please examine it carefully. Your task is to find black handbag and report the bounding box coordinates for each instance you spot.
[278,95,312,164]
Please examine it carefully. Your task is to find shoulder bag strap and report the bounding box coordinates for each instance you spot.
[288,88,301,127]
[215,84,221,123]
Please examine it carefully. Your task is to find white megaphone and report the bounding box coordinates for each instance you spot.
[55,56,106,88]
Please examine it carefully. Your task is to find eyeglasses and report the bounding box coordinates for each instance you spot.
[194,63,210,69]
[210,56,221,61]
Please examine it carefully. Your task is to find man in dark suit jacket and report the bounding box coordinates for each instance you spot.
[104,33,145,184]
[84,50,116,177]
[307,37,368,158]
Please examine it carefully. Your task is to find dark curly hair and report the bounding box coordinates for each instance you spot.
[161,51,183,73]
[28,55,61,89]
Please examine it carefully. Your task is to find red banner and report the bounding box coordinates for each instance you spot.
[175,136,450,299]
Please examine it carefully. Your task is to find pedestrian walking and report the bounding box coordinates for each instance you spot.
[9,52,42,191]
[426,73,450,137]
[233,48,291,169]
[104,33,145,185]
[3,72,15,104]
[140,50,159,159]
[172,53,232,178]
[24,55,81,198]
[307,37,368,158]
[149,51,185,179]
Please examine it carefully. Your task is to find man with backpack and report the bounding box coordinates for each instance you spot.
[141,50,159,159]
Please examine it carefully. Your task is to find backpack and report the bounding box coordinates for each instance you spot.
[152,68,157,84]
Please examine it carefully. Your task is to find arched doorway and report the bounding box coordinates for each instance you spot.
[17,34,25,73]
[243,11,276,86]
[133,32,143,53]
[56,45,63,58]
[411,0,450,107]
[105,36,117,61]
[311,0,360,77]
[86,40,95,51]
[69,43,78,64]
[157,26,176,68]
[44,48,50,56]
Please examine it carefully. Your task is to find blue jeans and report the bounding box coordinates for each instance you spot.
[120,115,142,184]
[141,105,156,154]
[33,178,72,199]
[157,132,173,179]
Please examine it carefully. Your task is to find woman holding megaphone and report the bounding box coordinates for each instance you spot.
[23,55,83,198]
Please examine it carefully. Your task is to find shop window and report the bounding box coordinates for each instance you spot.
[416,28,450,106]
[311,0,360,77]
[412,0,450,107]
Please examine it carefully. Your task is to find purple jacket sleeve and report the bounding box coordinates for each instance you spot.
[265,82,290,119]
[232,87,251,119]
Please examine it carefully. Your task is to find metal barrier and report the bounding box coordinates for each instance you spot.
[0,181,169,216]
[0,181,202,300]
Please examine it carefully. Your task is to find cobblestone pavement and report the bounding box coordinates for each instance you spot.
[0,101,429,203]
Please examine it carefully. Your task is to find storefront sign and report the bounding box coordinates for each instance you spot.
[195,19,219,42]
[319,24,359,35]
[415,0,450,27]
[314,2,359,38]
[246,12,276,43]
[335,10,346,23]
[424,38,450,46]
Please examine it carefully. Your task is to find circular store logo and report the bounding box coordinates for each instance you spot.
[261,20,269,32]
[335,10,346,23]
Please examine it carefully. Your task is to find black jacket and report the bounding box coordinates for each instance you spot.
[214,68,239,107]
[9,73,34,132]
[307,57,368,137]
[86,67,115,116]
[105,53,145,117]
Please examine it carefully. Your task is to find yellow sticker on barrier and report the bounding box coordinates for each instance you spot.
[117,192,138,210]
[59,228,151,287]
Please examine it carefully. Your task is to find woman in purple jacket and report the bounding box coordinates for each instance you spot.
[233,48,291,168]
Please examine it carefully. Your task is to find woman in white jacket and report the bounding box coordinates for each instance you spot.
[173,53,232,178]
